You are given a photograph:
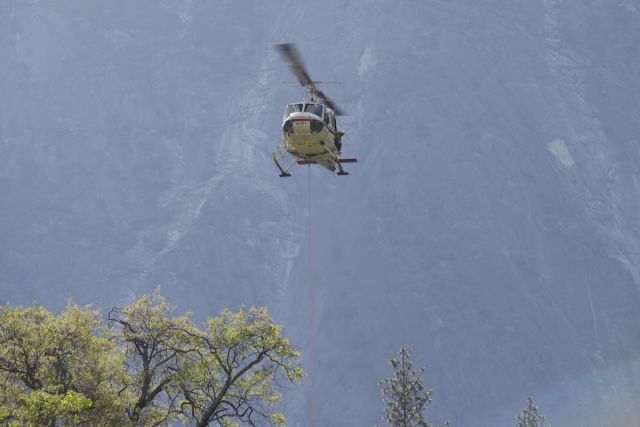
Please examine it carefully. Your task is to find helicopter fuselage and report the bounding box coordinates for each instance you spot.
[280,103,341,172]
[273,43,355,177]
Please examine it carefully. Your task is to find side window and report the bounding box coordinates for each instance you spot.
[325,110,335,128]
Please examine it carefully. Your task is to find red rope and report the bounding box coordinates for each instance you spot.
[306,163,316,427]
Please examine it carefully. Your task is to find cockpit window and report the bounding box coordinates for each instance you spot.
[285,103,303,115]
[304,103,324,117]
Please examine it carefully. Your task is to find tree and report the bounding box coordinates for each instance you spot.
[514,396,550,427]
[379,345,433,427]
[108,291,197,426]
[0,303,127,426]
[176,306,302,427]
[19,389,93,426]
[0,294,302,426]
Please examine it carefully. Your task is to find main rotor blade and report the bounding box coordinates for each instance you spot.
[315,88,346,115]
[275,43,313,87]
[276,43,346,114]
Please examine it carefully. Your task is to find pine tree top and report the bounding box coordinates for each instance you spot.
[379,345,433,427]
[514,396,550,427]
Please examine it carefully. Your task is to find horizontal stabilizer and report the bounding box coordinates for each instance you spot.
[297,158,358,165]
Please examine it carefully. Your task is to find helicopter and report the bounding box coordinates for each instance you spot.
[272,43,357,177]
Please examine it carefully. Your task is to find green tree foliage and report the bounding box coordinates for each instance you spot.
[108,291,197,426]
[0,294,302,427]
[379,345,433,427]
[0,303,127,425]
[515,396,550,427]
[176,306,302,427]
[20,389,93,426]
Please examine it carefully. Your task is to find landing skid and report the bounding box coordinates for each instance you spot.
[274,143,357,177]
[273,148,295,177]
[297,157,357,176]
[336,157,356,175]
[335,158,348,176]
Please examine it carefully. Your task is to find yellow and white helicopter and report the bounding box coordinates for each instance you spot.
[273,43,357,177]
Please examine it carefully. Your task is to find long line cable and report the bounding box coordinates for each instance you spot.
[306,163,316,427]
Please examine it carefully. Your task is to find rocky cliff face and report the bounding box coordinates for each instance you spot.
[2,1,640,425]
